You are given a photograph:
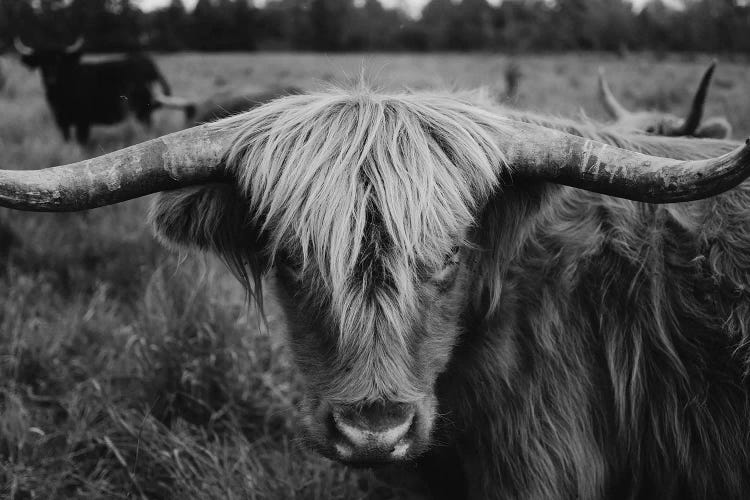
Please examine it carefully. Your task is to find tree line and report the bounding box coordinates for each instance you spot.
[1,0,749,54]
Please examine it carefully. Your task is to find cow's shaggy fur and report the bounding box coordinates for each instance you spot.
[150,86,750,499]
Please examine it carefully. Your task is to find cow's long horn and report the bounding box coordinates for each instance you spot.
[65,36,85,54]
[503,120,750,203]
[0,124,230,211]
[598,67,630,120]
[13,37,34,56]
[675,60,717,136]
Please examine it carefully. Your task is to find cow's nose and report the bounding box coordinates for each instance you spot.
[332,401,415,458]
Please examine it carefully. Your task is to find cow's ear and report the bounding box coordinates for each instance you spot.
[695,117,733,139]
[149,184,260,256]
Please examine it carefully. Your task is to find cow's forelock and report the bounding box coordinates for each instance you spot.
[223,88,504,343]
[218,88,512,409]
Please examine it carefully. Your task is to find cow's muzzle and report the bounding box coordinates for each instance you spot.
[302,396,436,466]
[330,401,416,464]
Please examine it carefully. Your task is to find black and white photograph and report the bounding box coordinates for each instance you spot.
[2,0,750,498]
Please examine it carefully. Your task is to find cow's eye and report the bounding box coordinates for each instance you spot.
[444,246,460,266]
[431,246,460,282]
[276,253,303,281]
[646,126,656,134]
[277,264,304,285]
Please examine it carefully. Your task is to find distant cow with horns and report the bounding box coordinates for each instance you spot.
[598,61,732,139]
[2,87,750,499]
[15,37,193,144]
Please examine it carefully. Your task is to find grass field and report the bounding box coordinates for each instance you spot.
[1,52,750,499]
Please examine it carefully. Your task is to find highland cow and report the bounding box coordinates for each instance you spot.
[2,87,750,499]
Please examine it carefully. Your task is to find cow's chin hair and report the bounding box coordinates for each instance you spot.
[297,394,439,466]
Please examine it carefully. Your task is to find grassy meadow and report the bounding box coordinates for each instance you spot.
[1,52,750,499]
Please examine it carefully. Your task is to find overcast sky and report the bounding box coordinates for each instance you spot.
[134,0,681,18]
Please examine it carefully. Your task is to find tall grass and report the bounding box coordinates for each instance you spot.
[1,52,749,499]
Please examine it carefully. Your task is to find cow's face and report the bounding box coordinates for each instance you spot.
[148,92,514,466]
[151,143,484,465]
[20,49,82,89]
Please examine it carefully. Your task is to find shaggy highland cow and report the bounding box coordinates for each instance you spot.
[2,87,750,499]
[598,61,733,139]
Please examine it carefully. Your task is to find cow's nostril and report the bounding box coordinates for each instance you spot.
[334,401,415,432]
[332,401,415,448]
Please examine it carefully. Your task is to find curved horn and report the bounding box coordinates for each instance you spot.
[598,67,630,120]
[3,107,749,211]
[0,124,231,211]
[13,37,34,56]
[502,120,750,203]
[674,60,717,136]
[65,36,85,54]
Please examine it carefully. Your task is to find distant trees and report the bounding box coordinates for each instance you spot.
[189,0,258,51]
[420,0,494,50]
[2,0,750,54]
[147,0,189,51]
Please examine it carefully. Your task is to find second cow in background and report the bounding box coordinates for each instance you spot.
[15,37,193,145]
[598,61,732,139]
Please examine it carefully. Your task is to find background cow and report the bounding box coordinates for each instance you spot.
[598,61,732,139]
[15,37,192,145]
[2,88,750,499]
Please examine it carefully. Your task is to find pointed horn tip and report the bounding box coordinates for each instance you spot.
[13,37,34,56]
[65,36,84,53]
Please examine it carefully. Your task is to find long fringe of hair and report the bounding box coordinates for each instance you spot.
[217,86,516,340]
